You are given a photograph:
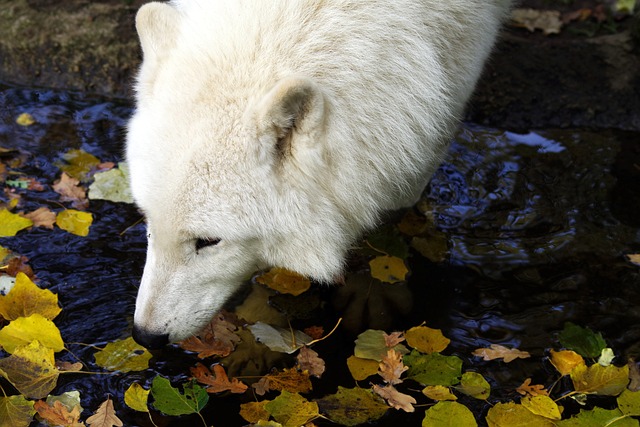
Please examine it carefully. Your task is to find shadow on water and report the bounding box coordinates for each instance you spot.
[1,85,639,426]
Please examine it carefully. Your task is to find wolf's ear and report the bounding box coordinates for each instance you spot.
[136,2,180,61]
[252,77,327,162]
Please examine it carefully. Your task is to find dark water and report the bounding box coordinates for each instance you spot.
[1,85,639,426]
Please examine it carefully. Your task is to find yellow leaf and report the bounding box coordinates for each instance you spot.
[264,391,319,427]
[124,383,149,413]
[0,313,64,353]
[0,245,10,262]
[570,363,629,395]
[240,401,270,424]
[457,372,491,400]
[422,385,458,401]
[86,397,123,427]
[369,256,408,283]
[256,267,311,296]
[16,113,36,126]
[0,272,61,321]
[0,394,36,427]
[347,355,380,381]
[0,209,33,237]
[521,395,561,420]
[549,349,585,376]
[422,401,477,427]
[486,402,556,427]
[0,340,59,399]
[56,210,92,237]
[405,326,450,354]
[94,337,152,373]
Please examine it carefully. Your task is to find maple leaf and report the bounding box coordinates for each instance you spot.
[86,397,123,427]
[34,400,84,427]
[378,349,407,385]
[53,173,88,209]
[191,363,248,394]
[296,346,325,378]
[372,384,416,413]
[516,378,549,397]
[472,344,530,363]
[383,331,405,347]
[179,312,241,358]
[21,207,56,229]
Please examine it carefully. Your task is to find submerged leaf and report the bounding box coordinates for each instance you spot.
[456,372,490,400]
[558,322,607,358]
[56,149,101,182]
[151,377,209,416]
[0,272,61,321]
[256,267,311,296]
[16,113,36,126]
[248,322,313,354]
[315,386,388,426]
[422,401,477,427]
[404,350,463,386]
[93,337,152,373]
[354,329,409,362]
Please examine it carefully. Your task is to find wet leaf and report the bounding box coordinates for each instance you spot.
[486,402,556,427]
[124,383,149,413]
[369,255,408,283]
[618,389,640,416]
[516,378,549,397]
[383,331,405,347]
[315,386,388,426]
[0,245,10,261]
[34,400,84,427]
[570,363,629,395]
[21,207,56,229]
[558,322,607,358]
[422,401,477,427]
[521,395,561,420]
[372,384,416,413]
[191,363,248,394]
[0,272,61,321]
[52,173,88,210]
[422,385,458,401]
[556,407,638,427]
[378,349,408,385]
[56,209,92,237]
[256,267,311,296]
[179,312,241,358]
[264,391,319,427]
[629,359,640,392]
[55,361,83,372]
[261,368,312,394]
[0,209,33,237]
[456,372,490,400]
[0,340,59,398]
[88,163,133,203]
[46,390,83,416]
[364,226,410,259]
[16,113,36,126]
[151,377,209,416]
[0,395,36,427]
[598,348,615,367]
[405,325,450,354]
[248,322,313,354]
[472,344,530,363]
[296,346,325,378]
[240,400,270,424]
[354,329,409,362]
[57,149,101,182]
[4,255,34,280]
[93,337,152,373]
[511,9,563,35]
[404,350,463,386]
[86,397,123,427]
[0,313,64,353]
[346,355,380,381]
[550,349,585,376]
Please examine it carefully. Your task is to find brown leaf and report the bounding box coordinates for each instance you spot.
[472,344,531,363]
[252,376,270,396]
[240,401,270,424]
[255,368,313,395]
[21,207,56,229]
[516,378,549,397]
[296,346,325,378]
[56,361,83,372]
[86,397,123,427]
[5,256,35,279]
[53,173,88,210]
[191,363,248,394]
[383,331,405,347]
[179,312,241,358]
[303,326,324,340]
[34,400,85,427]
[372,384,415,412]
[378,349,408,385]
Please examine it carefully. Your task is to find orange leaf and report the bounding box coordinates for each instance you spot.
[191,363,248,394]
[516,378,549,397]
[86,397,123,427]
[378,349,407,385]
[549,349,585,376]
[256,267,311,296]
[34,400,84,427]
[179,313,240,358]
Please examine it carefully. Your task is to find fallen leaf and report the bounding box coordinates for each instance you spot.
[486,402,555,427]
[405,325,450,354]
[570,363,629,395]
[93,337,152,372]
[0,313,64,353]
[558,322,607,358]
[378,349,407,385]
[354,329,409,362]
[556,407,636,426]
[472,344,531,363]
[34,400,84,427]
[191,363,248,394]
[240,400,271,424]
[618,389,640,416]
[456,372,490,400]
[550,349,585,376]
[248,322,313,354]
[5,256,35,279]
[422,385,458,401]
[180,312,241,358]
[404,350,463,386]
[0,209,33,237]
[0,340,59,398]
[86,397,123,427]
[521,395,562,420]
[303,326,324,340]
[296,346,325,378]
[264,391,319,427]
[0,272,60,321]
[372,384,416,413]
[315,386,388,426]
[56,149,101,182]
[252,376,271,396]
[88,163,133,203]
[260,368,312,394]
[256,267,311,296]
[151,377,209,416]
[627,254,640,267]
[516,378,549,397]
[346,355,380,381]
[56,209,92,236]
[124,383,149,413]
[511,9,563,35]
[0,394,36,427]
[16,113,36,126]
[21,207,56,229]
[383,331,405,347]
[422,401,477,427]
[53,173,88,209]
[56,361,83,372]
[369,255,408,284]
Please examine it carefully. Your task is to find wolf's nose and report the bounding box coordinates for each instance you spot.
[132,325,169,349]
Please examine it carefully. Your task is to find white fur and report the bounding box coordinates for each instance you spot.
[127,0,511,342]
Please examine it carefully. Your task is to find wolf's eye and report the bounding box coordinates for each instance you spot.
[195,238,221,251]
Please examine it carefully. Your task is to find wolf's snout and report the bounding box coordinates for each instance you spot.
[132,324,169,349]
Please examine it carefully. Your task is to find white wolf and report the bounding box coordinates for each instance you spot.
[126,0,511,348]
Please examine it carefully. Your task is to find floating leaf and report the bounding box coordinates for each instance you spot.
[516,378,549,397]
[0,395,36,427]
[151,377,209,416]
[240,401,271,424]
[558,322,607,358]
[346,355,380,381]
[16,113,36,126]
[86,397,123,427]
[296,346,325,378]
[248,322,312,354]
[191,363,248,394]
[511,8,563,35]
[56,210,92,237]
[521,395,561,420]
[383,331,405,347]
[261,368,312,394]
[472,344,530,363]
[570,363,629,395]
[422,385,458,401]
[550,349,585,376]
[0,272,61,321]
[0,313,64,353]
[88,163,134,203]
[626,254,640,267]
[404,350,463,386]
[179,313,240,358]
[486,402,556,427]
[124,383,149,413]
[0,209,33,237]
[34,400,83,427]
[46,391,83,417]
[372,384,416,413]
[264,391,319,427]
[256,267,311,296]
[378,349,408,385]
[598,348,615,367]
[456,372,490,400]
[405,326,450,354]
[315,386,388,426]
[0,340,59,399]
[52,173,88,209]
[618,389,640,416]
[556,407,638,427]
[94,337,152,373]
[422,401,477,427]
[21,207,56,229]
[354,329,409,362]
[369,255,408,283]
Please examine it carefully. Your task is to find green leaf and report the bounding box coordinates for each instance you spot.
[315,386,388,426]
[618,389,640,416]
[422,401,477,427]
[94,337,152,372]
[456,372,490,400]
[558,322,607,358]
[556,408,638,427]
[0,395,36,427]
[486,402,556,427]
[88,163,134,203]
[354,329,409,362]
[0,209,33,237]
[570,363,629,396]
[151,376,209,416]
[264,391,319,427]
[404,350,462,386]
